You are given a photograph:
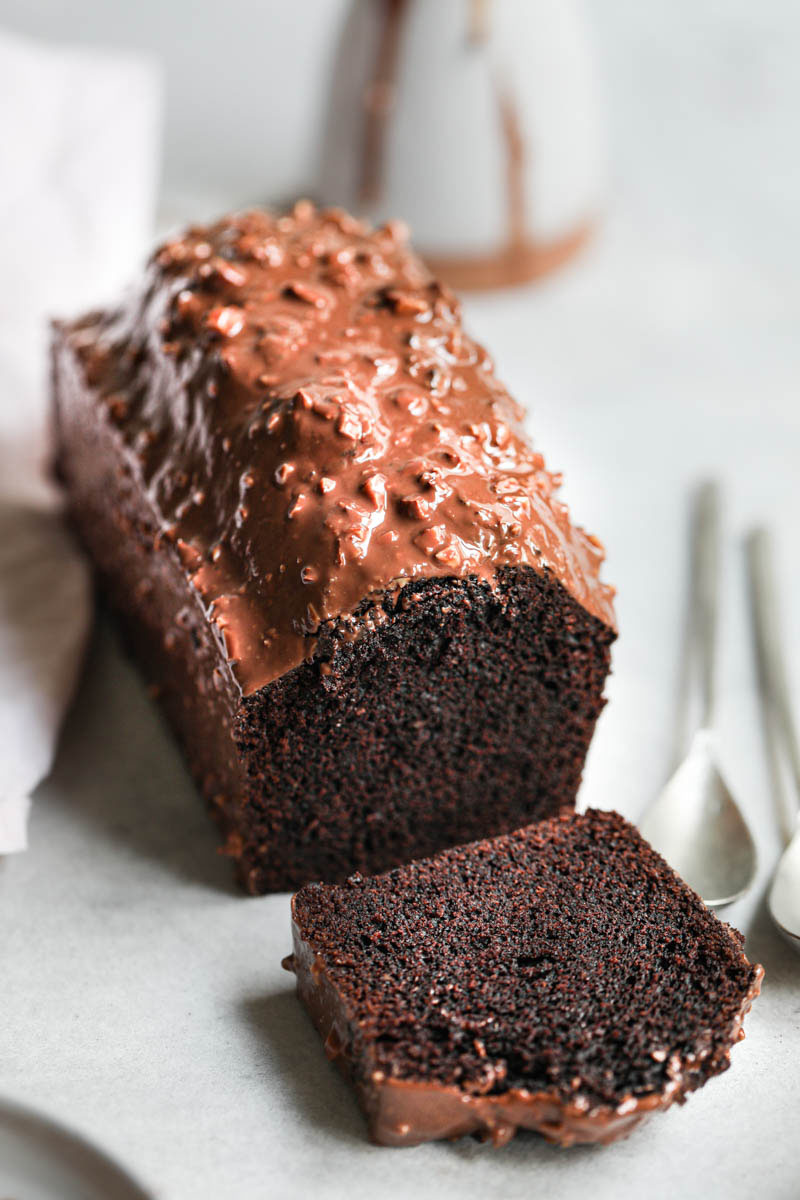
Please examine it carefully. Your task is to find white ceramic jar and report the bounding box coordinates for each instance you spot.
[318,0,606,288]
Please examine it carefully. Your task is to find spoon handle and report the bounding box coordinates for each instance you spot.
[692,481,721,732]
[746,528,800,842]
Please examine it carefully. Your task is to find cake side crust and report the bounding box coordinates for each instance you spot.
[52,323,245,821]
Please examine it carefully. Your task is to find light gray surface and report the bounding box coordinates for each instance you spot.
[2,2,800,1197]
[0,1098,151,1200]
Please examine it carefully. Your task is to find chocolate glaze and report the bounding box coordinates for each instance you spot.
[70,203,614,697]
[285,919,764,1149]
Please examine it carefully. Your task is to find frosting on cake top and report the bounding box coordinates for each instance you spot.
[72,202,615,695]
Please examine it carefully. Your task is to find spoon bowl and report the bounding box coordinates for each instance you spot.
[640,729,758,906]
[641,482,758,908]
[746,529,800,951]
[768,824,800,948]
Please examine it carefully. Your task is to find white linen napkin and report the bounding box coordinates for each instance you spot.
[0,28,161,851]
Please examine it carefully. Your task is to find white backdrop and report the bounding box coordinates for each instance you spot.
[0,0,345,206]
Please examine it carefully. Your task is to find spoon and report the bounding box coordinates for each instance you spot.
[746,529,800,948]
[640,482,757,905]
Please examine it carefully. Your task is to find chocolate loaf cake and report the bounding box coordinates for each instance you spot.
[286,809,763,1147]
[52,202,615,892]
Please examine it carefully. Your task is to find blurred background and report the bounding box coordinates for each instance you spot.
[1,3,799,1196]
[0,0,796,259]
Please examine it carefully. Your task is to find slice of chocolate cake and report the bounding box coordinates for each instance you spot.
[286,809,763,1147]
[52,202,615,892]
